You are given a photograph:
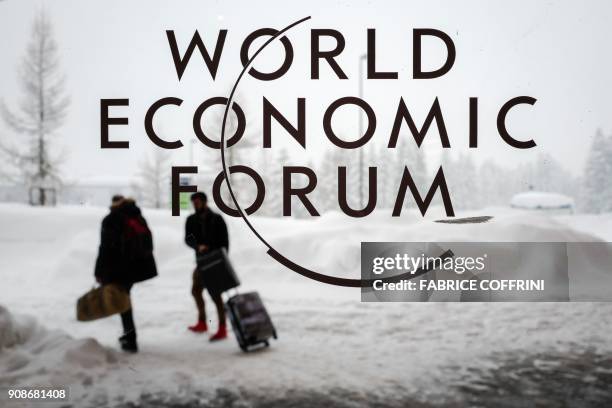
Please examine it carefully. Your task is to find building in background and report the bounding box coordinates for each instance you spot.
[60,176,135,207]
[510,191,575,215]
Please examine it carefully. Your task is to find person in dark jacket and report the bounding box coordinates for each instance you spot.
[95,195,157,352]
[185,192,229,341]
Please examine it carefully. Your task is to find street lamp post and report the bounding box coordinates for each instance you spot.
[358,53,367,208]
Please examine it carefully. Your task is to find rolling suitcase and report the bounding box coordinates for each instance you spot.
[226,292,277,352]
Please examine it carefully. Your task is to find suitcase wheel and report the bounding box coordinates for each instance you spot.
[272,330,278,340]
[264,341,269,348]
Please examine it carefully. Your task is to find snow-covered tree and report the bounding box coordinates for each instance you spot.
[0,11,70,205]
[527,153,577,197]
[316,148,341,213]
[254,148,274,216]
[394,139,427,209]
[375,144,396,209]
[478,160,510,207]
[203,92,257,209]
[132,149,171,209]
[339,149,362,212]
[454,153,479,209]
[582,129,612,213]
[267,148,289,217]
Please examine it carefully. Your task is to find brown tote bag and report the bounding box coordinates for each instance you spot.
[76,284,131,322]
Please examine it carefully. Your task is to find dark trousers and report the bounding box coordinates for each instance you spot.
[120,283,136,336]
[191,269,226,326]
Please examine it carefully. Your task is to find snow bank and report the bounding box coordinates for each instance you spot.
[0,304,117,390]
[250,207,605,283]
[0,305,24,349]
[557,213,612,241]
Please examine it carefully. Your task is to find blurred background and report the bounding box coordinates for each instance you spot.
[2,1,612,407]
[0,0,611,216]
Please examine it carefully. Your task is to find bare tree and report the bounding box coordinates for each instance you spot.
[0,10,70,205]
[132,149,171,209]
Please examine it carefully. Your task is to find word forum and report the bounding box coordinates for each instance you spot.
[99,27,538,217]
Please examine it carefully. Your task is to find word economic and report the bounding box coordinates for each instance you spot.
[99,28,537,217]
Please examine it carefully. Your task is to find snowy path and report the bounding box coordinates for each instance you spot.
[1,204,612,407]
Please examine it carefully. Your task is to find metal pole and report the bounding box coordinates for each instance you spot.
[358,54,367,208]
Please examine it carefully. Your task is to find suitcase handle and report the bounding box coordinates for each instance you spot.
[225,287,239,303]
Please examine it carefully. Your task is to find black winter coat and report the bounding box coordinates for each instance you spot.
[185,208,229,255]
[94,201,158,285]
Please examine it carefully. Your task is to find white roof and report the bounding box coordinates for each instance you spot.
[510,191,574,209]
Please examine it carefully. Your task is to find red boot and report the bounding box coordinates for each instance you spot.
[188,319,208,333]
[209,324,227,341]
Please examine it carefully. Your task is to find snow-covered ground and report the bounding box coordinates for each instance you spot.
[1,204,612,407]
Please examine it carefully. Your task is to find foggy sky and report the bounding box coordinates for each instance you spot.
[1,0,611,182]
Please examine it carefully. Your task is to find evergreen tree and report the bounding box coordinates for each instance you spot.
[582,129,612,213]
[439,150,458,208]
[342,149,363,211]
[256,148,273,216]
[603,135,612,212]
[393,137,427,210]
[317,148,341,213]
[267,148,289,217]
[479,160,508,207]
[454,153,479,210]
[375,144,390,209]
[532,153,576,196]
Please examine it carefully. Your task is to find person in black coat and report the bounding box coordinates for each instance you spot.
[185,192,229,341]
[95,195,157,352]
